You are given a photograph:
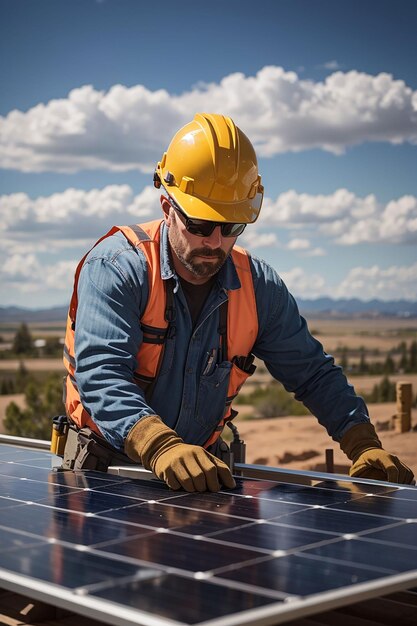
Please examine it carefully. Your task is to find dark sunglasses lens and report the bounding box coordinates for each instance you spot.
[187,220,215,237]
[221,223,246,237]
[173,201,246,238]
[187,220,246,237]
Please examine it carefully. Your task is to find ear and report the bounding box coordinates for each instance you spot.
[160,196,173,225]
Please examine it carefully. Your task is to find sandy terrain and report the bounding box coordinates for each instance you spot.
[233,402,417,477]
[0,359,65,371]
[305,317,417,353]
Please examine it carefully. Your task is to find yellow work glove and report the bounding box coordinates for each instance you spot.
[125,415,236,492]
[340,422,415,485]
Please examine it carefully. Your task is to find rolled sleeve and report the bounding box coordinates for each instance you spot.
[251,257,370,442]
[74,234,155,450]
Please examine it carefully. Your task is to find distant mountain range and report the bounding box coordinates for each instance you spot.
[0,305,69,323]
[1,298,416,323]
[297,298,417,318]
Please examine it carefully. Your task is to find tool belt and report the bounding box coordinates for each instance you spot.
[61,424,137,472]
[52,414,244,474]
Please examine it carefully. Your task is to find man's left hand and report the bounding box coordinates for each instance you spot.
[340,422,415,485]
[349,448,415,484]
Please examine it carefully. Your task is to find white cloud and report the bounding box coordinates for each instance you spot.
[280,267,327,299]
[287,238,310,250]
[321,60,343,70]
[127,185,160,218]
[336,194,417,244]
[259,189,417,245]
[240,230,278,248]
[1,65,417,172]
[277,262,417,301]
[1,254,76,295]
[0,185,161,249]
[334,262,417,300]
[3,253,41,280]
[304,247,326,257]
[260,189,379,225]
[45,260,78,290]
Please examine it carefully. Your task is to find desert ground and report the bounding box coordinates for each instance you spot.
[233,403,417,477]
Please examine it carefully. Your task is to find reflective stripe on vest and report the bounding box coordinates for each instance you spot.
[63,219,258,446]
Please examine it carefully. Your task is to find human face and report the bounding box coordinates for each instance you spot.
[163,199,238,284]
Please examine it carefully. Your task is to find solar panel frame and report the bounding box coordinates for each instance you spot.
[0,441,416,626]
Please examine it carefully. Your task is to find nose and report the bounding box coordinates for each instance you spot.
[202,225,222,248]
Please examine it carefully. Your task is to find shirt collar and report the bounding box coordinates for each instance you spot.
[159,222,241,291]
[160,222,175,281]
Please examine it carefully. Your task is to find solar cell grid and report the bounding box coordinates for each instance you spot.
[330,494,417,518]
[0,472,82,502]
[157,489,312,520]
[364,522,417,547]
[90,573,280,623]
[304,536,417,572]
[0,527,47,553]
[0,503,154,547]
[0,443,416,626]
[204,521,338,551]
[214,552,392,596]
[100,500,252,536]
[0,447,47,461]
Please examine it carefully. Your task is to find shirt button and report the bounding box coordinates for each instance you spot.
[187,368,193,373]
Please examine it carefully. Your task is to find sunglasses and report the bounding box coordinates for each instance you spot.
[168,196,247,238]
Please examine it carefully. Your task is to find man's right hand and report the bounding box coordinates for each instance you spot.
[152,441,235,492]
[125,415,236,492]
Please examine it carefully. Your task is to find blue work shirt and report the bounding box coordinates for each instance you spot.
[74,222,370,451]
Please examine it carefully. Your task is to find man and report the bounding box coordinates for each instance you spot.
[62,112,414,491]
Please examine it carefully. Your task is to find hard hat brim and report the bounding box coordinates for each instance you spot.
[164,184,262,224]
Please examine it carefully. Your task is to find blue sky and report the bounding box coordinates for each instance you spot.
[0,0,416,307]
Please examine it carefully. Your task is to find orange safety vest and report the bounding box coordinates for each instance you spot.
[63,219,258,447]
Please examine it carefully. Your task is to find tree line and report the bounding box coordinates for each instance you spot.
[336,341,417,375]
[0,322,63,359]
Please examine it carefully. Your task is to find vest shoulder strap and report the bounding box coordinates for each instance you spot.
[227,246,258,358]
[118,221,167,333]
[69,219,164,326]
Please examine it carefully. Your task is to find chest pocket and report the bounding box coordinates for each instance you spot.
[195,360,233,443]
[196,298,257,448]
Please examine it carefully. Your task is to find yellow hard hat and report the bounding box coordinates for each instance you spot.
[154,113,264,223]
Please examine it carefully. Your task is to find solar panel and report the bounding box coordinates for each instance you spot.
[0,442,416,626]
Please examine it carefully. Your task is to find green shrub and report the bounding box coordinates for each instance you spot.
[236,381,310,418]
[4,373,65,440]
[363,375,396,403]
[12,323,34,355]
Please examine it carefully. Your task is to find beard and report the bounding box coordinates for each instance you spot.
[185,247,227,278]
[168,219,229,279]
